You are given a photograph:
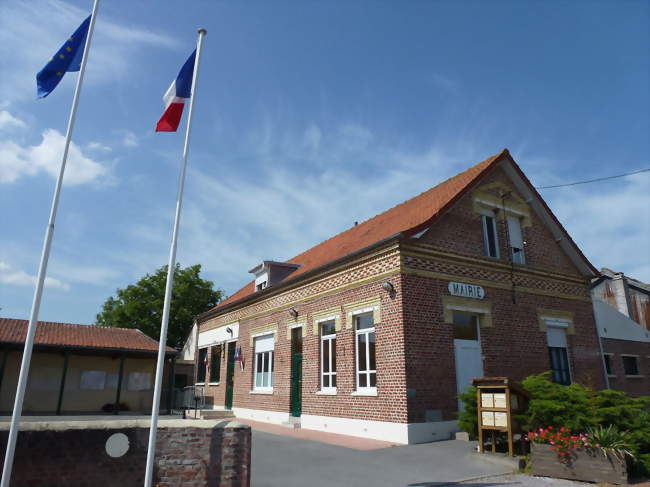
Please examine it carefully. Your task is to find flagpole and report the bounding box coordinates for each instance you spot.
[0,1,100,485]
[144,27,207,487]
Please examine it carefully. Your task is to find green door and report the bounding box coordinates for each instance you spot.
[225,342,236,410]
[290,353,302,417]
[290,327,303,417]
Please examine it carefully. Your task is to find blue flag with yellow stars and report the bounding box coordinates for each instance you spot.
[36,15,91,99]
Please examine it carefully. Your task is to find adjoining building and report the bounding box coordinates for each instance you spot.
[193,149,607,444]
[0,318,177,415]
[591,270,650,397]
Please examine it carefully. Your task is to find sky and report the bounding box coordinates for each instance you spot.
[0,0,648,325]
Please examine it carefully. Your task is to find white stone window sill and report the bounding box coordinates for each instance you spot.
[315,389,337,395]
[195,382,205,386]
[250,389,274,395]
[351,389,378,397]
[607,374,617,378]
[624,375,644,379]
[208,382,220,386]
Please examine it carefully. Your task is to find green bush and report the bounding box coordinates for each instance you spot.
[518,372,596,432]
[457,386,478,439]
[455,371,650,476]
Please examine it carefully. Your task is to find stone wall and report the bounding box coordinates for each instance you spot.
[0,418,250,487]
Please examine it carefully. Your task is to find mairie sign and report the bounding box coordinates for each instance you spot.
[448,281,485,300]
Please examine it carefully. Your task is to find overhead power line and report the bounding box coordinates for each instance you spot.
[535,168,650,190]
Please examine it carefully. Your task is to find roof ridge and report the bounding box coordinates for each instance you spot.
[209,150,508,313]
[289,149,507,263]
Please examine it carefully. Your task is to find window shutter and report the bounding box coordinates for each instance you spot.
[254,334,274,353]
[507,216,523,250]
[546,326,567,348]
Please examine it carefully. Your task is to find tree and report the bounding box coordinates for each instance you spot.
[96,264,221,349]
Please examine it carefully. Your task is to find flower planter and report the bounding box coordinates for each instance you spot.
[531,443,628,485]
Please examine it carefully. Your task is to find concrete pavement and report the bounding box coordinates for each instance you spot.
[251,428,514,487]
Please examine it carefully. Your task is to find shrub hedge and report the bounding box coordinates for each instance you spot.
[458,372,650,475]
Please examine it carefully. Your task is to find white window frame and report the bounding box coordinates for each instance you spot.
[253,332,275,392]
[603,353,615,377]
[320,320,337,392]
[354,311,377,394]
[481,213,500,259]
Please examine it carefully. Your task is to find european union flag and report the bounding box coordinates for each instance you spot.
[36,15,91,99]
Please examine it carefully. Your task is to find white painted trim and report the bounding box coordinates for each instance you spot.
[315,389,337,395]
[351,388,377,396]
[288,322,305,329]
[208,382,220,386]
[620,354,640,358]
[231,408,459,444]
[249,389,273,395]
[232,407,289,425]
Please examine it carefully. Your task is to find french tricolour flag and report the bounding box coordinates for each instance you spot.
[156,50,196,132]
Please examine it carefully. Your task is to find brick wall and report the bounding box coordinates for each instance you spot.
[602,337,650,397]
[0,419,250,487]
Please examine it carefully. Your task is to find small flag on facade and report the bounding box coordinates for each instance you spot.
[156,50,197,132]
[36,15,91,99]
[234,346,245,371]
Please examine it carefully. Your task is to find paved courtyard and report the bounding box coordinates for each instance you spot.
[250,428,514,487]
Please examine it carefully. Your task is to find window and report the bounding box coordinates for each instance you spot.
[604,354,613,375]
[507,216,525,264]
[452,312,479,340]
[355,312,376,390]
[320,320,337,390]
[546,325,571,385]
[622,356,639,376]
[197,347,208,383]
[256,281,267,291]
[254,334,274,390]
[481,214,499,258]
[210,344,222,383]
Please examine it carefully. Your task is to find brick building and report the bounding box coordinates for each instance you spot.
[591,271,650,397]
[193,149,607,444]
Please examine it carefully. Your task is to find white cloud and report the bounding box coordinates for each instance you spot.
[122,131,139,148]
[0,128,107,184]
[0,261,70,291]
[0,0,177,99]
[87,141,112,152]
[544,173,650,281]
[0,110,26,130]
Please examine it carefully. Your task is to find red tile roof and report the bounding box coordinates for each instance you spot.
[212,149,509,312]
[0,318,175,354]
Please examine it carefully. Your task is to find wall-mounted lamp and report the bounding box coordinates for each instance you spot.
[289,307,299,318]
[382,281,395,293]
[226,326,233,335]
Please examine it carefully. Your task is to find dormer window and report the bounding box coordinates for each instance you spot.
[249,261,300,292]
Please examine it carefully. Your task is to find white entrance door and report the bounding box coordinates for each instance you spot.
[452,312,483,411]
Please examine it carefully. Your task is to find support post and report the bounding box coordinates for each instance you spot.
[0,2,100,484]
[167,356,176,414]
[0,350,9,398]
[56,352,69,415]
[144,28,207,487]
[114,356,125,415]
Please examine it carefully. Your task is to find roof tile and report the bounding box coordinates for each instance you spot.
[0,318,174,353]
